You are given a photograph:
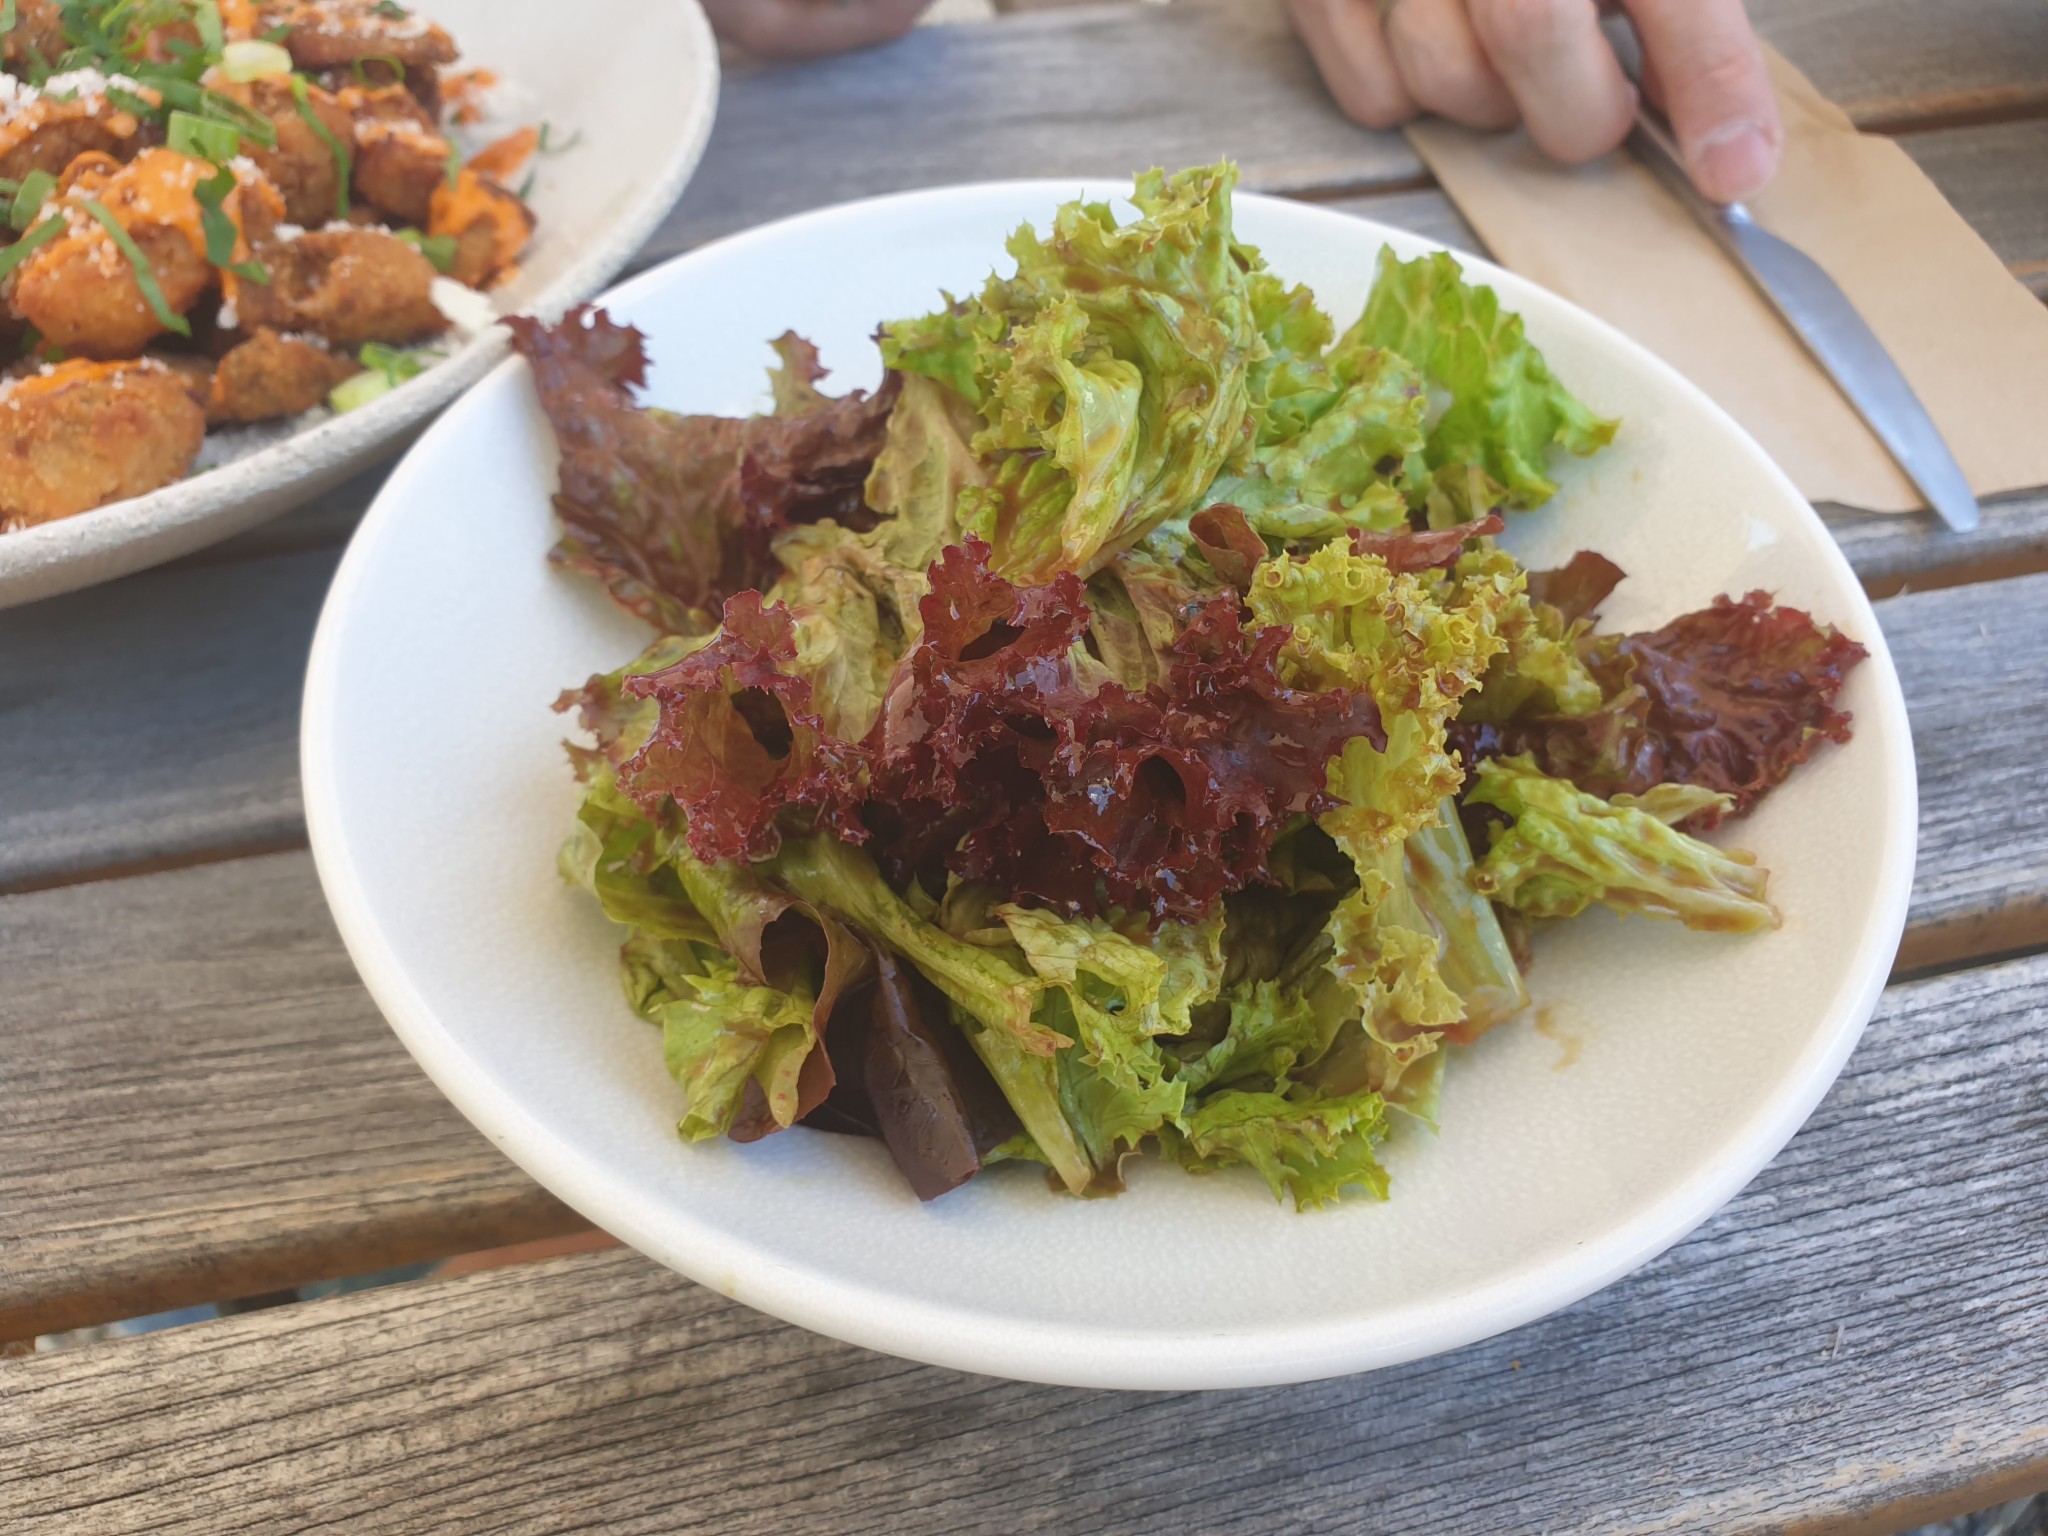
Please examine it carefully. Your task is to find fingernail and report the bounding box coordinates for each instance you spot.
[1688,119,1780,202]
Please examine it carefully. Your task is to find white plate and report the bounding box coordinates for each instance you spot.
[0,0,718,609]
[302,183,1917,1390]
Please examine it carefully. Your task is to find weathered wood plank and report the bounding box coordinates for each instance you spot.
[1750,0,2048,130]
[1822,491,2048,599]
[4,430,2046,913]
[8,949,2045,1535]
[1885,571,2048,974]
[646,0,2048,272]
[0,853,583,1340]
[6,567,2048,1337]
[1897,118,2048,300]
[0,548,336,893]
[186,144,2036,639]
[982,0,2048,138]
[646,0,1423,261]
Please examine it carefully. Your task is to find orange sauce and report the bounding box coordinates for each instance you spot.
[354,117,449,158]
[430,165,532,275]
[467,124,537,183]
[5,357,157,400]
[18,148,216,293]
[441,68,500,126]
[87,147,212,257]
[218,0,260,38]
[0,92,150,163]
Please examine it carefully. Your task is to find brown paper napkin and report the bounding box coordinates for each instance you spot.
[1406,48,2048,513]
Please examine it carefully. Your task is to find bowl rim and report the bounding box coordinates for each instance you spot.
[302,180,1919,1389]
[0,0,720,610]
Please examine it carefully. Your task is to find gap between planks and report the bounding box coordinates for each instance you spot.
[6,946,2046,1534]
[6,561,2048,1337]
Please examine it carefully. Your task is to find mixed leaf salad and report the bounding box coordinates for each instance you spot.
[507,163,1867,1209]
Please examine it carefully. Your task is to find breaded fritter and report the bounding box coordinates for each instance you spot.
[149,350,217,410]
[10,150,217,358]
[208,327,360,422]
[430,162,534,289]
[342,84,450,226]
[0,87,154,185]
[238,226,447,346]
[212,77,356,229]
[0,0,68,74]
[261,0,458,72]
[0,358,206,527]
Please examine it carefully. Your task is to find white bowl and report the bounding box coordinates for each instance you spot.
[302,183,1917,1390]
[0,0,718,609]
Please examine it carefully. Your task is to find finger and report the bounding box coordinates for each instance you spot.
[1622,0,1782,201]
[1467,0,1637,164]
[1383,0,1518,129]
[1287,0,1418,130]
[700,0,932,59]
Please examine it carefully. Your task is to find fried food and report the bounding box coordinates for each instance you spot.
[207,326,360,421]
[11,149,217,358]
[0,358,206,528]
[342,84,450,226]
[429,128,537,288]
[238,226,447,346]
[261,0,459,73]
[1,0,539,527]
[150,350,217,409]
[0,77,155,184]
[0,0,67,75]
[213,76,356,228]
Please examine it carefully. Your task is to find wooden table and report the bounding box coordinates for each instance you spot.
[5,3,2046,1530]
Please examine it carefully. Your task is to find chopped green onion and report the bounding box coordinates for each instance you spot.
[167,108,240,162]
[348,51,404,85]
[370,0,408,18]
[328,368,394,414]
[1,0,17,33]
[515,167,535,201]
[192,0,222,61]
[80,197,192,337]
[193,163,269,283]
[0,216,61,284]
[214,96,278,150]
[359,341,429,383]
[394,227,457,272]
[537,122,582,156]
[9,169,54,233]
[333,339,443,410]
[288,74,351,222]
[221,37,292,82]
[142,74,279,148]
[444,143,462,188]
[261,22,290,42]
[106,84,158,117]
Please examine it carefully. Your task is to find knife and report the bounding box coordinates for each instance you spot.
[1600,17,1980,531]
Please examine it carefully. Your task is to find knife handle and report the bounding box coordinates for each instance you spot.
[1599,13,1753,251]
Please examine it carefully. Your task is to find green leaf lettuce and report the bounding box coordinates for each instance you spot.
[1468,755,1779,933]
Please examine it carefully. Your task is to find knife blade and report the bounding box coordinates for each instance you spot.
[1600,18,1979,531]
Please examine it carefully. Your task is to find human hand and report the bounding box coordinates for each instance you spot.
[700,0,934,59]
[1286,0,1783,203]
